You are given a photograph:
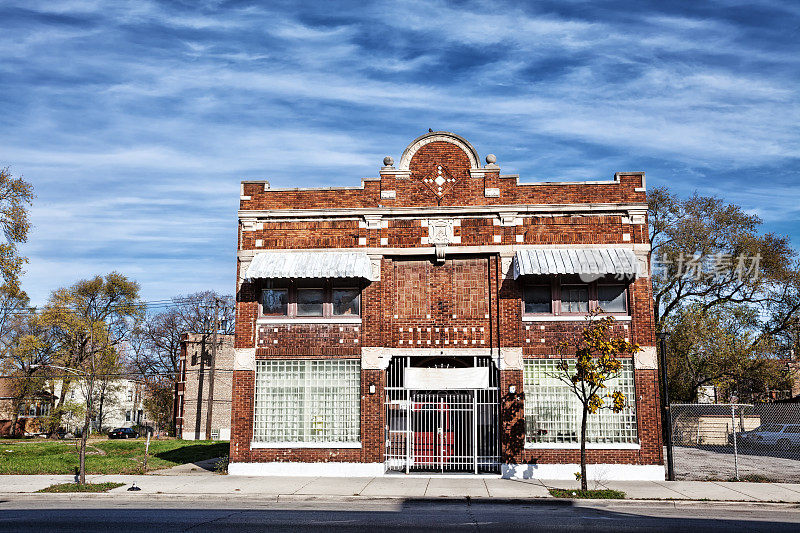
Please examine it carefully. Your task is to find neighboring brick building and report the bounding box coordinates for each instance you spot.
[230,131,663,479]
[175,333,234,440]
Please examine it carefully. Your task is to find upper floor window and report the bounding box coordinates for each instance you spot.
[522,276,630,316]
[523,286,552,314]
[598,284,627,314]
[261,280,361,319]
[561,285,589,314]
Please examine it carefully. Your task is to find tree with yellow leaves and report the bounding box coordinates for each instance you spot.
[555,315,639,490]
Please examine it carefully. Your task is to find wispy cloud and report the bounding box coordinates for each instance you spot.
[0,0,797,303]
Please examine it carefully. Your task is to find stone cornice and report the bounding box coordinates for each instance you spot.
[237,242,651,259]
[238,202,648,220]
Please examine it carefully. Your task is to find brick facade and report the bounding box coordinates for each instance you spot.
[231,131,663,479]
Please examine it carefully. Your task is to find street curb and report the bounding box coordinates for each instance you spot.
[1,492,800,509]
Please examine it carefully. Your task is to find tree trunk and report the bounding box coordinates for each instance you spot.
[97,388,105,434]
[10,399,20,438]
[79,405,90,484]
[580,405,588,491]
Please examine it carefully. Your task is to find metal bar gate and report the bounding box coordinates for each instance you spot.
[384,356,500,474]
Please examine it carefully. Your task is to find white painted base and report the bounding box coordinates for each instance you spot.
[502,463,665,481]
[181,428,231,441]
[229,462,386,477]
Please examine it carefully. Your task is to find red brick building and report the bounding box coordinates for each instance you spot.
[230,131,664,479]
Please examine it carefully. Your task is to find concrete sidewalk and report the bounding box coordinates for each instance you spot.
[3,474,800,503]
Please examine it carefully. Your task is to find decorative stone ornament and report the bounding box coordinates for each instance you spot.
[383,156,394,166]
[421,163,458,198]
[428,219,455,246]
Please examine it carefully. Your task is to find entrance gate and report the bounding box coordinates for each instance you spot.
[384,356,500,474]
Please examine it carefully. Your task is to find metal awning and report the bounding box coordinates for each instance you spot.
[245,251,372,280]
[513,248,639,279]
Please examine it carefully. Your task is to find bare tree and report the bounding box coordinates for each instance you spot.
[128,291,234,434]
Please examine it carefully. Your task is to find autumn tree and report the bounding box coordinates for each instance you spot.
[0,167,34,291]
[648,187,799,335]
[555,316,639,491]
[666,305,791,402]
[1,312,57,436]
[649,187,800,400]
[39,272,142,483]
[0,168,35,434]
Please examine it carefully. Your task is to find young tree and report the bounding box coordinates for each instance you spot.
[555,316,639,491]
[39,272,142,484]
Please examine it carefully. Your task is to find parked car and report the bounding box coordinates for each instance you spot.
[731,424,800,451]
[108,427,139,439]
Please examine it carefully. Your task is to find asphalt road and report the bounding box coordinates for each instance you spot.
[1,497,800,532]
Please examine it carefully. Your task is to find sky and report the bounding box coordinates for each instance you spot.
[1,0,798,305]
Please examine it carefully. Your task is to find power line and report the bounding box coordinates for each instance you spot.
[0,369,235,380]
[0,295,235,317]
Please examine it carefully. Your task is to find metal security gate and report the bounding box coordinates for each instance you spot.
[385,356,500,474]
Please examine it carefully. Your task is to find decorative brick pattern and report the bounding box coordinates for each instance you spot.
[232,132,661,474]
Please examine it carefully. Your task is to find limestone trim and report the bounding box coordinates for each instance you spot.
[238,202,649,220]
[500,347,523,371]
[234,348,256,371]
[238,243,651,260]
[522,315,632,322]
[361,347,393,370]
[397,131,481,171]
[634,346,658,370]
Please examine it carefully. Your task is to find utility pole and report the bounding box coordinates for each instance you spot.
[205,298,219,440]
[657,331,675,481]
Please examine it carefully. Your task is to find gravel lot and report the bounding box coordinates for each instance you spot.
[674,445,800,482]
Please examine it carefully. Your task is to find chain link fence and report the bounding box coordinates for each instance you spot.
[670,403,800,482]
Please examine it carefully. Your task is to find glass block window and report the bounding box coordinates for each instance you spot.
[523,359,638,444]
[253,359,360,443]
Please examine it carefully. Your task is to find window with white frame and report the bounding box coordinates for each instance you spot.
[261,280,361,319]
[521,276,630,317]
[253,359,360,444]
[523,359,638,444]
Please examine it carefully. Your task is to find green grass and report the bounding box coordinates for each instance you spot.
[548,488,626,499]
[37,482,125,493]
[0,438,229,475]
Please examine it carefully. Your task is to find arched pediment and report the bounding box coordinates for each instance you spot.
[398,131,481,171]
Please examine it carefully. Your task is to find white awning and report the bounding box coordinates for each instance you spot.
[245,251,372,280]
[513,248,639,279]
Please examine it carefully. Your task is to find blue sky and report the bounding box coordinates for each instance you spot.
[1,0,798,305]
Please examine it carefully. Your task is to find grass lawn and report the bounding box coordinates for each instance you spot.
[0,438,229,475]
[37,482,125,493]
[548,488,626,499]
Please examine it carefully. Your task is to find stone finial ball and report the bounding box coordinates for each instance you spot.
[486,154,497,164]
[383,156,394,166]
